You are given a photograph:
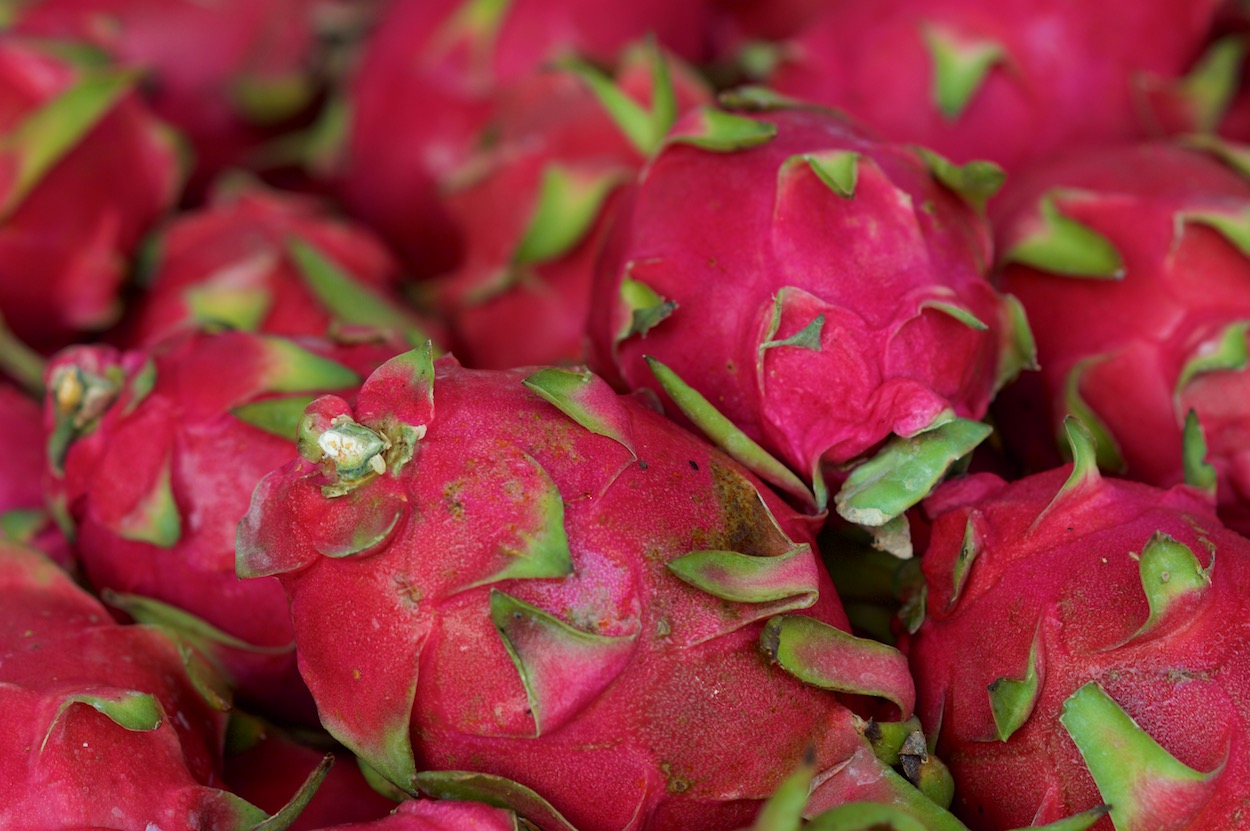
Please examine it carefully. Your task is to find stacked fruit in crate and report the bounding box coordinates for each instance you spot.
[2,0,1249,829]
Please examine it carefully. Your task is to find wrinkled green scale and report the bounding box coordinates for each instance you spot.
[784,150,858,199]
[806,803,930,831]
[617,275,676,343]
[948,511,985,611]
[1182,410,1218,495]
[186,283,273,333]
[1061,359,1125,473]
[996,294,1039,393]
[921,299,988,331]
[1031,416,1105,533]
[515,164,625,265]
[1183,205,1250,259]
[257,336,360,394]
[916,147,1005,212]
[232,395,317,440]
[668,107,778,152]
[414,770,578,831]
[667,547,817,605]
[922,24,1004,121]
[1131,532,1211,642]
[522,367,636,455]
[1170,36,1245,133]
[112,454,181,548]
[1060,682,1217,830]
[760,288,825,353]
[645,355,819,511]
[1002,195,1125,278]
[172,637,234,712]
[1175,320,1249,397]
[563,38,676,157]
[44,690,163,754]
[1184,132,1250,180]
[749,758,813,831]
[248,753,333,831]
[467,455,574,586]
[0,67,140,218]
[1019,806,1112,831]
[987,630,1042,741]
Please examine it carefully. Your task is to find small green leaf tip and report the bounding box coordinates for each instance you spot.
[232,395,317,441]
[113,453,182,548]
[1060,683,1218,831]
[783,150,859,199]
[668,547,817,606]
[1002,194,1125,278]
[250,753,333,831]
[258,336,360,394]
[948,512,985,611]
[834,417,993,542]
[1060,414,1103,489]
[1182,410,1218,495]
[564,36,678,157]
[514,164,625,265]
[43,690,163,752]
[667,107,778,152]
[1132,532,1211,643]
[1183,204,1250,259]
[1061,358,1125,473]
[922,24,1004,121]
[522,367,635,455]
[760,614,915,716]
[617,276,676,343]
[749,755,814,831]
[922,299,989,331]
[987,630,1042,741]
[995,293,1039,393]
[1168,35,1245,134]
[414,770,581,831]
[1175,320,1249,399]
[0,66,140,218]
[644,355,820,511]
[915,147,1005,212]
[1014,805,1111,831]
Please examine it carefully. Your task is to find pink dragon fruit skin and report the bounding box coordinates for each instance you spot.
[11,0,323,198]
[588,100,1029,528]
[429,45,711,369]
[0,37,182,353]
[991,140,1250,536]
[44,329,407,723]
[909,420,1250,830]
[309,800,518,831]
[236,349,952,831]
[334,0,714,278]
[765,0,1222,174]
[0,383,74,570]
[0,540,317,830]
[118,183,446,351]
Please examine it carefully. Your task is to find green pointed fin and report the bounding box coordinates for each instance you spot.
[43,690,162,752]
[231,71,316,127]
[357,758,409,802]
[898,731,955,809]
[751,757,813,831]
[490,590,636,736]
[760,290,825,356]
[1175,320,1249,399]
[514,164,625,265]
[185,283,273,332]
[0,509,47,544]
[172,637,234,712]
[864,717,923,767]
[0,67,140,218]
[232,395,317,440]
[1168,36,1245,133]
[666,107,778,152]
[112,452,181,548]
[835,417,992,532]
[1061,357,1125,473]
[415,770,579,831]
[1183,204,1250,258]
[257,336,360,394]
[104,590,294,655]
[760,614,915,716]
[995,293,1038,392]
[805,803,931,831]
[1032,416,1104,532]
[1182,410,1218,495]
[1011,806,1111,831]
[563,38,678,157]
[1001,195,1125,278]
[948,511,985,611]
[1130,532,1211,643]
[645,355,819,511]
[782,150,859,198]
[921,299,988,331]
[1183,133,1250,180]
[987,629,1042,741]
[468,454,573,586]
[617,275,677,344]
[247,753,333,831]
[922,24,1004,121]
[915,147,1005,212]
[120,358,158,417]
[668,546,817,606]
[1060,683,1219,830]
[522,368,636,455]
[287,238,434,349]
[0,309,48,396]
[717,85,809,112]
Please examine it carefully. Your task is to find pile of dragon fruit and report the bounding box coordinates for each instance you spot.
[6,0,1250,828]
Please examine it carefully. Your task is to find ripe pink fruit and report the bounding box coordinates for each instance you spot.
[910,419,1250,830]
[0,37,182,352]
[237,349,934,831]
[766,0,1222,173]
[309,800,518,831]
[991,139,1250,535]
[0,382,73,569]
[44,329,405,721]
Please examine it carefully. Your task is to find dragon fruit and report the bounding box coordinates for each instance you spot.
[991,139,1250,535]
[118,182,445,351]
[0,539,326,829]
[588,96,1033,553]
[44,328,406,721]
[309,800,519,831]
[0,381,73,570]
[332,0,714,277]
[10,0,325,198]
[909,418,1250,829]
[427,42,711,369]
[0,36,182,353]
[236,347,965,831]
[762,0,1222,174]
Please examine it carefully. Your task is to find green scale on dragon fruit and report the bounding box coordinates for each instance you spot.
[235,346,972,831]
[0,539,327,830]
[42,328,411,724]
[0,35,182,354]
[586,94,1033,557]
[759,0,1225,175]
[991,138,1250,536]
[330,0,715,280]
[116,181,446,351]
[424,39,712,370]
[909,417,1250,830]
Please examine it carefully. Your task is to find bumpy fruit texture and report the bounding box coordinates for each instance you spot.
[589,101,1028,529]
[0,37,182,352]
[43,329,404,721]
[910,421,1250,830]
[11,0,323,197]
[237,351,930,831]
[334,0,713,277]
[429,44,711,369]
[992,140,1250,535]
[309,799,519,831]
[119,183,445,351]
[765,0,1222,174]
[0,540,285,830]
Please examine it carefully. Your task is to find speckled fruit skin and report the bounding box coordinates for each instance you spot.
[237,353,921,831]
